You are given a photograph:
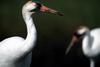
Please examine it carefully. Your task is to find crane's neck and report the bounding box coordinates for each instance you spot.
[85,31,93,49]
[22,10,37,54]
[82,30,95,56]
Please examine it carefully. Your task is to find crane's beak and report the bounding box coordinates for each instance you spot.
[65,36,79,54]
[40,5,63,16]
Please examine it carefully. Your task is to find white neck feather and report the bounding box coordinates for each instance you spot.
[85,31,92,49]
[22,8,37,54]
[82,31,95,57]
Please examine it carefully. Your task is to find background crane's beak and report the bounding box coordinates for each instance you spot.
[65,36,78,54]
[40,5,63,16]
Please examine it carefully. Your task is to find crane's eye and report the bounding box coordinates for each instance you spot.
[73,31,85,38]
[30,2,42,12]
[73,32,82,38]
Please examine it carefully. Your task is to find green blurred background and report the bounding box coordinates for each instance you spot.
[0,0,100,67]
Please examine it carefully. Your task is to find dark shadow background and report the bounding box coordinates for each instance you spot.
[0,0,100,67]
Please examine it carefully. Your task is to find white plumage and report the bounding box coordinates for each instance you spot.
[66,26,100,67]
[0,1,37,67]
[0,1,62,67]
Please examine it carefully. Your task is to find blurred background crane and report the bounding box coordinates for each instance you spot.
[0,0,100,67]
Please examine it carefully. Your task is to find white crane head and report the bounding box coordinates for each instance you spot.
[65,26,89,54]
[75,26,89,37]
[22,1,63,16]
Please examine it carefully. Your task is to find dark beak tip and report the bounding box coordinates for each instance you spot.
[56,12,64,16]
[65,50,69,55]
